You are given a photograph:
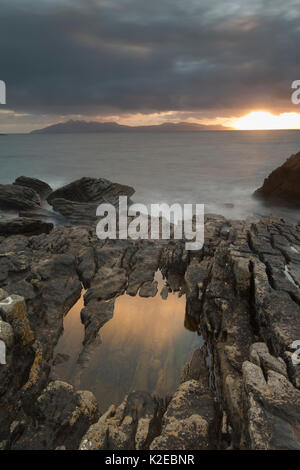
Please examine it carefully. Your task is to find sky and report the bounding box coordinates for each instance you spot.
[1,0,300,132]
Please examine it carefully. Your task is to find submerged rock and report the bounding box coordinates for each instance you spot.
[139,280,158,297]
[254,151,300,205]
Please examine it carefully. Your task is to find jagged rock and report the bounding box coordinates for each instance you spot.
[127,245,161,296]
[0,319,14,348]
[0,184,41,210]
[0,209,299,451]
[249,343,288,378]
[80,299,115,345]
[181,345,209,383]
[242,360,300,450]
[254,151,300,205]
[84,266,127,302]
[0,217,53,236]
[14,177,52,200]
[185,258,210,319]
[0,294,34,346]
[9,381,99,450]
[79,391,164,450]
[150,380,218,450]
[76,247,96,288]
[0,293,37,441]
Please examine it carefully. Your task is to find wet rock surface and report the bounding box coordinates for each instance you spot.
[0,197,299,449]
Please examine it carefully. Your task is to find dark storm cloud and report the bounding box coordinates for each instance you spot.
[1,0,300,116]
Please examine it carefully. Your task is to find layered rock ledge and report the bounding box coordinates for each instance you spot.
[0,211,299,450]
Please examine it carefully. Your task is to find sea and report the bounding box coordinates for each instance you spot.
[0,129,300,223]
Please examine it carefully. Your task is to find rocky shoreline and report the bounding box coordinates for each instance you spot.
[0,164,300,450]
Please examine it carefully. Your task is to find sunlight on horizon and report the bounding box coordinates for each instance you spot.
[231,111,300,130]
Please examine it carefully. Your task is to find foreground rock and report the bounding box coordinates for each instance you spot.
[242,353,300,450]
[150,380,218,450]
[0,213,299,450]
[254,151,300,205]
[9,381,99,450]
[0,184,41,210]
[80,391,165,450]
[14,177,52,200]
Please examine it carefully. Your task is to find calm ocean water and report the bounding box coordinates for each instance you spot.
[0,130,300,222]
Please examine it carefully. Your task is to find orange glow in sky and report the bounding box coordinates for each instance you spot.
[231,111,300,130]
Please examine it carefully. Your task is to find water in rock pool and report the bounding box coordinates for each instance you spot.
[52,271,202,412]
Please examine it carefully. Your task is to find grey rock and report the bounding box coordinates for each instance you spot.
[0,319,14,348]
[80,299,115,345]
[242,361,300,450]
[254,151,300,205]
[0,217,53,236]
[47,177,134,204]
[0,184,41,210]
[139,280,158,297]
[14,177,52,199]
[150,380,217,450]
[10,381,99,450]
[80,391,164,450]
[249,342,288,378]
[47,177,135,225]
[48,198,100,225]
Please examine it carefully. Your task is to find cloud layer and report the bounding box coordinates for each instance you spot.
[1,0,300,125]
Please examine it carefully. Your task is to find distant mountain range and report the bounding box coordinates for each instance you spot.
[31,120,231,134]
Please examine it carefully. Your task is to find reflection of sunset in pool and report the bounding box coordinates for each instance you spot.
[53,272,202,412]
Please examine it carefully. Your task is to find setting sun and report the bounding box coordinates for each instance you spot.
[231,111,300,130]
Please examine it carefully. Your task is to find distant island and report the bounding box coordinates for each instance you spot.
[30,120,231,134]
